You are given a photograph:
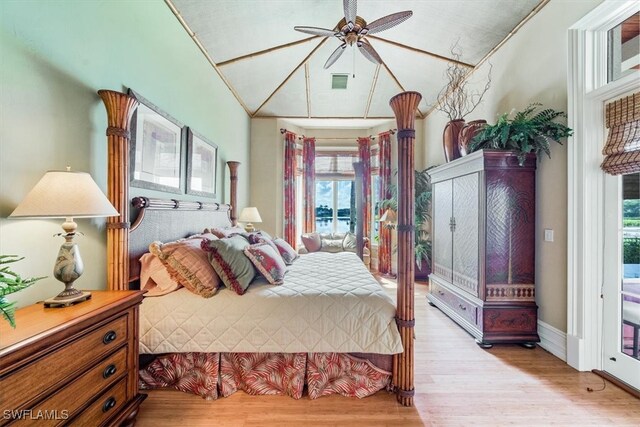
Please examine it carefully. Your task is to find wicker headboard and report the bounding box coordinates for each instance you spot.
[128,196,231,286]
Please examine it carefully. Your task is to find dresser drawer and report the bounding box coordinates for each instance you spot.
[0,314,128,412]
[10,346,129,427]
[69,377,128,427]
[430,281,479,327]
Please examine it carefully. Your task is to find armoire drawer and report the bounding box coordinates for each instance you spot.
[430,281,479,327]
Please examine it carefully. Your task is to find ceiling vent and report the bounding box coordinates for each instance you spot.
[331,74,348,89]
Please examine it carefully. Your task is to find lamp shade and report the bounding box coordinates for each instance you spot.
[9,170,118,219]
[238,207,262,223]
[379,208,397,224]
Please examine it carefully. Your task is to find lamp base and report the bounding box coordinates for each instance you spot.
[44,291,92,308]
[244,223,255,232]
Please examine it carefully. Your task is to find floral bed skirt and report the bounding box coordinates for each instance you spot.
[139,352,392,400]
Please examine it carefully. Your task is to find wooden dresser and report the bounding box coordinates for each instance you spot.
[0,291,146,426]
[427,150,540,347]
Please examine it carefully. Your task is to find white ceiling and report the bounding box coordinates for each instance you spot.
[170,0,543,119]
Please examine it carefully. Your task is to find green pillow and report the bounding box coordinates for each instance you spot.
[202,235,255,295]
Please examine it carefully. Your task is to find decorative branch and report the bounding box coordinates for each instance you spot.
[436,42,492,121]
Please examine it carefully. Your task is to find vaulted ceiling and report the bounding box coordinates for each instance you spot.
[169,0,544,119]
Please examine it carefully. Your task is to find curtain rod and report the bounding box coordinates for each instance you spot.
[279,128,396,140]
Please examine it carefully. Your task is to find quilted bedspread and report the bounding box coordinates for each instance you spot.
[139,251,403,354]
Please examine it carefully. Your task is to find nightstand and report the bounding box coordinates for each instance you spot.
[0,291,146,426]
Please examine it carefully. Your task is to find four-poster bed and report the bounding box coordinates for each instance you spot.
[99,89,420,406]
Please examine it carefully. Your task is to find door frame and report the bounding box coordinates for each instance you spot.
[567,0,640,371]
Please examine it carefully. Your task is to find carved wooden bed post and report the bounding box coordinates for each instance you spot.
[98,90,138,291]
[227,161,240,226]
[389,91,422,407]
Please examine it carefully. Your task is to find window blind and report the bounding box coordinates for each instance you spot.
[601,92,640,175]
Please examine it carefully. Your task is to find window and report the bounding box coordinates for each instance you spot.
[315,180,354,234]
[607,12,639,83]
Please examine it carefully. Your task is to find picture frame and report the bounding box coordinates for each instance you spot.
[186,128,218,198]
[128,89,184,194]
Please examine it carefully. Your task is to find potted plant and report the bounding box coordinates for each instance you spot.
[1,255,45,328]
[380,169,433,280]
[436,44,492,162]
[468,103,573,165]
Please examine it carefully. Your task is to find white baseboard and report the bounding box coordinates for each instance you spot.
[537,320,567,362]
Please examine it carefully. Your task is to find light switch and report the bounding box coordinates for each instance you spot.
[544,229,554,242]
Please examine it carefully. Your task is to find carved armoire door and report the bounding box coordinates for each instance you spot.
[452,173,480,296]
[432,180,453,281]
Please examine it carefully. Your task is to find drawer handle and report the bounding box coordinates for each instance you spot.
[102,397,116,413]
[458,304,467,311]
[102,364,117,379]
[438,290,445,296]
[102,330,117,345]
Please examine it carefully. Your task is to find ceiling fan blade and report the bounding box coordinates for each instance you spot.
[363,11,413,35]
[343,0,357,24]
[358,40,382,65]
[324,43,347,69]
[294,26,338,37]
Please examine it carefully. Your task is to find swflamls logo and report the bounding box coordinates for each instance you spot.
[3,410,69,420]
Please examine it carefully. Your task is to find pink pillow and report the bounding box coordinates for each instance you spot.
[244,243,288,285]
[272,238,299,265]
[301,233,321,253]
[149,237,221,298]
[139,253,181,297]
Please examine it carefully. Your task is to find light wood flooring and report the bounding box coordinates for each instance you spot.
[136,281,640,426]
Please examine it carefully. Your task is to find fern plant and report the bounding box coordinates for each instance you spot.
[0,255,45,328]
[469,103,573,165]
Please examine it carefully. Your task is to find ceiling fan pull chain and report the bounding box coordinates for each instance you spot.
[353,47,356,78]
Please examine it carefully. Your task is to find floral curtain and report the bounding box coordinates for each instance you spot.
[357,137,372,240]
[284,131,297,247]
[302,137,316,233]
[377,132,392,274]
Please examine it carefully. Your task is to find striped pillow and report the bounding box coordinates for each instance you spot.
[149,236,221,298]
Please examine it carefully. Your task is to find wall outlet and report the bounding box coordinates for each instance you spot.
[544,229,554,242]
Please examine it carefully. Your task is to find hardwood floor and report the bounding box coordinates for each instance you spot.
[136,281,639,426]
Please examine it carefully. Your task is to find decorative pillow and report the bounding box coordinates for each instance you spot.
[238,231,273,245]
[342,232,357,252]
[149,238,221,298]
[139,253,181,297]
[272,238,299,265]
[301,233,321,253]
[320,239,343,253]
[244,243,288,285]
[201,235,256,295]
[204,226,245,239]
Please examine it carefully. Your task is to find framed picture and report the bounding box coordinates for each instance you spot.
[128,89,184,194]
[186,128,218,198]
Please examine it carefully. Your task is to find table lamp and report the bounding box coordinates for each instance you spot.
[379,208,398,228]
[238,207,262,232]
[9,168,118,307]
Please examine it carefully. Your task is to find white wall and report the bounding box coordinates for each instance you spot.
[422,0,603,332]
[0,1,251,309]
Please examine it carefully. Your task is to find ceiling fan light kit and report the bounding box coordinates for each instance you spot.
[294,0,412,69]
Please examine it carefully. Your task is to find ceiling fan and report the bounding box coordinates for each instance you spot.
[294,0,412,69]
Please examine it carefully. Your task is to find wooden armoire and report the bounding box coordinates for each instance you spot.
[427,149,540,347]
